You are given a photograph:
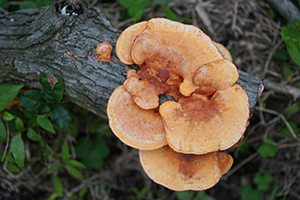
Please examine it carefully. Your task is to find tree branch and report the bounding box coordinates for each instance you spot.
[0,1,262,118]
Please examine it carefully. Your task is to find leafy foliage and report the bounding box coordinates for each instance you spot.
[120,0,151,22]
[176,191,216,200]
[75,133,110,169]
[258,138,278,157]
[10,133,25,168]
[240,185,263,200]
[254,173,273,191]
[20,0,52,9]
[281,20,300,66]
[0,84,23,111]
[281,102,299,115]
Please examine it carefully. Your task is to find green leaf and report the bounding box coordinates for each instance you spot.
[53,175,64,195]
[281,102,299,115]
[67,160,86,169]
[53,76,64,103]
[47,193,59,200]
[239,184,262,200]
[194,191,216,200]
[2,111,14,121]
[35,0,52,8]
[280,121,299,138]
[18,90,51,113]
[20,1,37,9]
[22,108,35,119]
[62,143,70,162]
[281,23,300,66]
[27,128,42,142]
[39,73,57,104]
[258,138,278,157]
[120,0,150,8]
[281,25,300,50]
[254,173,273,191]
[286,45,300,66]
[27,118,38,128]
[237,142,251,153]
[78,187,88,198]
[65,165,83,179]
[75,133,110,169]
[0,120,7,146]
[175,191,193,200]
[7,163,21,173]
[162,5,178,21]
[0,84,23,111]
[155,0,169,4]
[265,9,275,20]
[48,163,64,173]
[15,117,26,132]
[273,48,289,61]
[120,0,151,22]
[0,153,15,162]
[50,104,72,132]
[37,115,55,133]
[39,73,64,104]
[0,0,8,9]
[282,65,293,82]
[10,133,25,169]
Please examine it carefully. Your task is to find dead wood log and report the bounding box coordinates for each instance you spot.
[0,0,262,118]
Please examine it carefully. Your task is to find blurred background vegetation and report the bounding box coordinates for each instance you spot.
[1,0,300,199]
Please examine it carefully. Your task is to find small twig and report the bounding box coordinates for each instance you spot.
[255,106,298,140]
[264,79,300,101]
[224,152,259,178]
[261,40,282,79]
[231,1,238,31]
[278,142,300,149]
[1,121,10,162]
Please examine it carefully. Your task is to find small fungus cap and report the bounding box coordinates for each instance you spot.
[139,146,233,191]
[95,42,113,62]
[193,59,239,91]
[123,69,170,110]
[107,86,167,150]
[116,21,147,64]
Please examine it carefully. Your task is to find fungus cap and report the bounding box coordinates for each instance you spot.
[213,42,232,62]
[159,84,249,154]
[123,69,170,110]
[139,146,233,191]
[117,18,224,96]
[107,86,167,150]
[95,42,113,62]
[193,59,239,91]
[116,21,147,64]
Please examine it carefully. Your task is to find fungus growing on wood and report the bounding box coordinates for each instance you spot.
[95,41,113,62]
[129,18,223,97]
[159,84,249,154]
[107,85,167,150]
[139,146,233,191]
[107,18,257,191]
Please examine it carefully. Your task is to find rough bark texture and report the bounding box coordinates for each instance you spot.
[0,1,262,118]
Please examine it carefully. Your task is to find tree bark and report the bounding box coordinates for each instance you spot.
[0,0,262,118]
[266,0,300,22]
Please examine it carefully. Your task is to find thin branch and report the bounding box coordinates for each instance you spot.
[1,121,10,162]
[255,106,298,140]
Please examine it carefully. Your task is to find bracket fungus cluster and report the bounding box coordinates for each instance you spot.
[107,18,251,191]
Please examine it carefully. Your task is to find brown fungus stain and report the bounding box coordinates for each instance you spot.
[177,153,198,179]
[177,92,221,124]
